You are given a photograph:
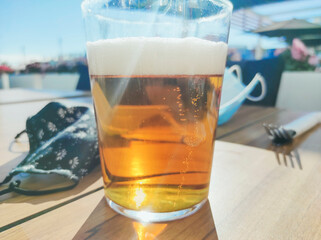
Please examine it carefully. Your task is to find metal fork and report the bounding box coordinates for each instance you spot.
[263,123,303,169]
[263,113,321,169]
[263,112,321,145]
[263,123,295,145]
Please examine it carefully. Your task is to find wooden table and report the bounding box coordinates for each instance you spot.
[0,89,320,240]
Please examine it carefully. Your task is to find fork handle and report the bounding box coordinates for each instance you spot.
[283,112,321,138]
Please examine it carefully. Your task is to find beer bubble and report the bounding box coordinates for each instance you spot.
[183,123,206,147]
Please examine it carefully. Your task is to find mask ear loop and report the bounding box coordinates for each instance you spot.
[1,130,27,194]
[0,180,23,195]
[0,175,15,195]
[0,177,79,196]
[228,65,267,102]
[15,130,27,140]
[228,64,242,82]
[221,66,260,109]
[228,64,266,102]
[246,73,267,102]
[7,130,28,153]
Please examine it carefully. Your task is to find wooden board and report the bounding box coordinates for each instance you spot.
[2,141,320,239]
[0,89,91,105]
[0,190,104,240]
[211,142,321,240]
[0,92,310,238]
[0,99,278,229]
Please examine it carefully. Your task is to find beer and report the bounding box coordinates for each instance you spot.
[87,37,227,213]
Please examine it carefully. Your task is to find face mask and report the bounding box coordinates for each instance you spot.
[219,65,266,125]
[0,102,100,196]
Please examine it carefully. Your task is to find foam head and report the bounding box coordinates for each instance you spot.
[86,37,228,76]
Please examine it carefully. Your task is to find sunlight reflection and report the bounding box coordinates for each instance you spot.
[133,186,146,208]
[133,222,167,240]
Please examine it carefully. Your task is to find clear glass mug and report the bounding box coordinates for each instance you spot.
[82,0,232,222]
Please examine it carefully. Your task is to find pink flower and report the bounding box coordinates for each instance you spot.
[308,55,319,66]
[291,38,308,61]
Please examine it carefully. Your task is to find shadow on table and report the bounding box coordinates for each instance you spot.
[73,199,218,240]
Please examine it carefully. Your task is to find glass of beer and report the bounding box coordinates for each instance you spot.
[82,0,232,222]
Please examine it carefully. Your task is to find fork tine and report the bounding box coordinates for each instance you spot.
[263,123,272,137]
[267,125,276,139]
[274,149,281,165]
[279,128,290,140]
[270,124,282,139]
[282,150,287,167]
[288,153,295,168]
[280,127,292,140]
[276,129,285,140]
[293,150,303,170]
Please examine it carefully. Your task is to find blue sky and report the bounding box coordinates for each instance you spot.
[1,0,320,68]
[0,0,86,67]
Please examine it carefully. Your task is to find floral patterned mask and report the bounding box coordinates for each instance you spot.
[0,102,100,196]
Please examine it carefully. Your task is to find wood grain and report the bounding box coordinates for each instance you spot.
[2,141,320,240]
[211,142,321,240]
[0,89,91,105]
[0,190,104,240]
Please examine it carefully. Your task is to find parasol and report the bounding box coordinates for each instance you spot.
[253,19,321,39]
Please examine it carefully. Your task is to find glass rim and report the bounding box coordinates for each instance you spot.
[81,0,233,23]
